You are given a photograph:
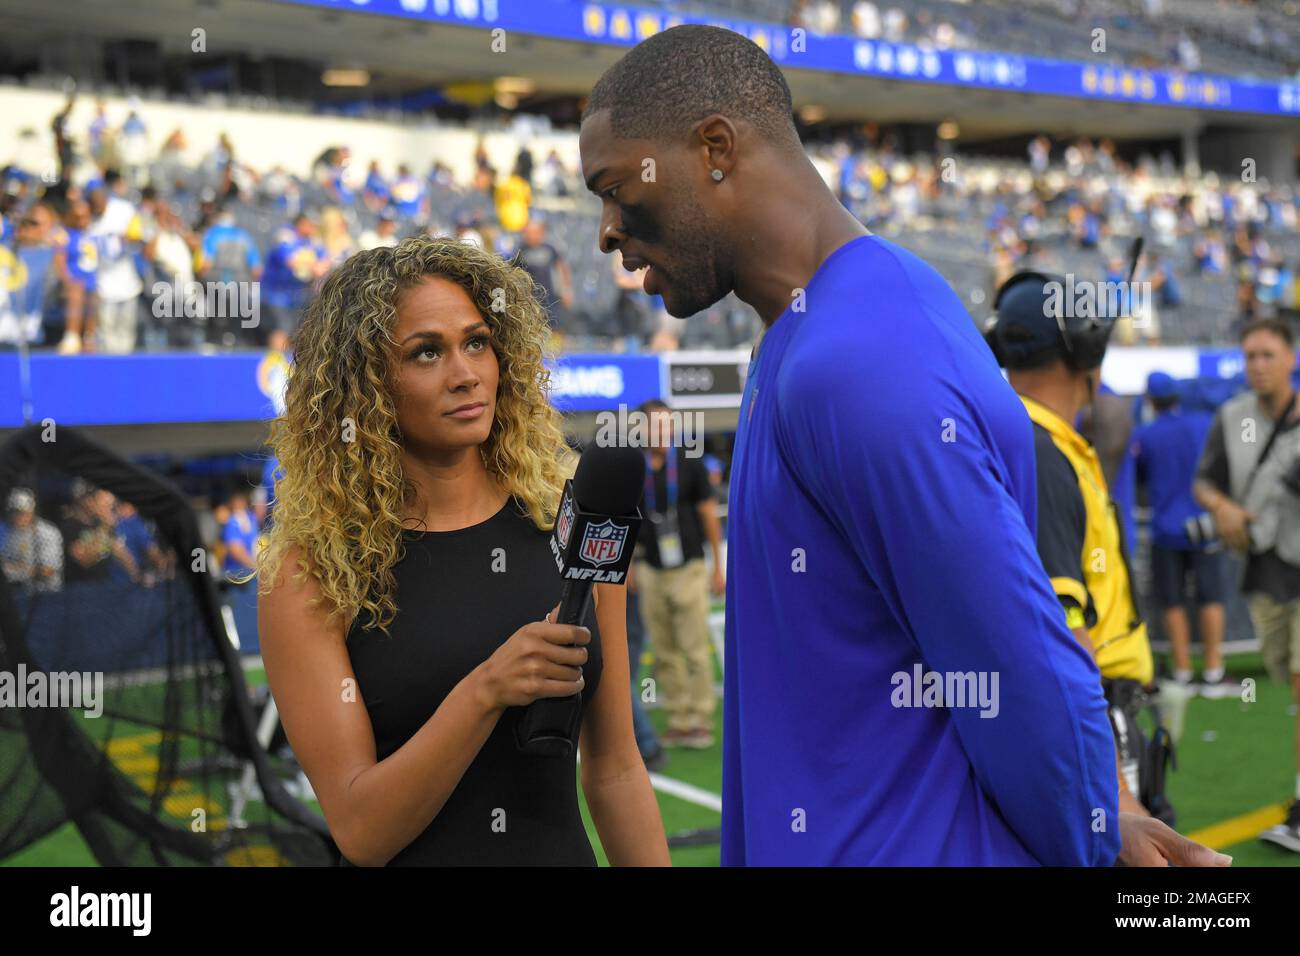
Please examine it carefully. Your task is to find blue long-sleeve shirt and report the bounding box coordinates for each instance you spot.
[722,234,1121,866]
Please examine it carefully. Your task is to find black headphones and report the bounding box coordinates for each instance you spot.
[988,270,1112,370]
[985,238,1142,372]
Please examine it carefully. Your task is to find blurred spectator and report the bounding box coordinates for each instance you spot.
[261,213,327,352]
[514,218,573,331]
[87,170,145,353]
[611,248,652,348]
[389,163,426,219]
[851,0,882,38]
[62,484,137,585]
[453,212,485,249]
[882,5,906,42]
[495,155,533,234]
[119,102,149,188]
[111,500,168,587]
[199,207,261,286]
[1,488,63,592]
[703,454,728,508]
[363,160,389,212]
[222,490,262,654]
[51,93,76,182]
[8,202,65,347]
[146,201,203,348]
[57,197,98,354]
[358,209,399,250]
[632,400,722,750]
[87,98,112,168]
[533,149,569,199]
[1132,373,1232,695]
[318,206,356,267]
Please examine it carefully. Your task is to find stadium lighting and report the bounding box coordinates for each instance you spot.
[321,69,371,87]
[496,76,537,96]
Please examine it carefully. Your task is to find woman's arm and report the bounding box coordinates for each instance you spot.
[579,583,671,866]
[260,545,505,867]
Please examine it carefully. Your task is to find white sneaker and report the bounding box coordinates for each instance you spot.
[1259,800,1300,853]
[57,332,82,355]
[1198,673,1243,699]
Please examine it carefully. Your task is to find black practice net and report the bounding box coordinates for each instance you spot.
[0,424,334,865]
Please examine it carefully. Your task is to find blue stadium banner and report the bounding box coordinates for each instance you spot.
[1198,348,1247,381]
[0,351,662,426]
[274,0,1300,118]
[547,353,661,413]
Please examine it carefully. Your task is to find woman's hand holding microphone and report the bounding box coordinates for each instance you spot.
[474,604,590,711]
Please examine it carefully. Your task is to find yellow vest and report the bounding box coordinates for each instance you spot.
[1021,396,1153,684]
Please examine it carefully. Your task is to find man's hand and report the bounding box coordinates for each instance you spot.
[1210,498,1254,552]
[710,566,725,596]
[1117,812,1232,867]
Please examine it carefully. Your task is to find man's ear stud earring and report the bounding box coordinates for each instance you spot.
[711,168,724,182]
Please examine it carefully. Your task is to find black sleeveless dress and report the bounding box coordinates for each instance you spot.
[342,495,603,866]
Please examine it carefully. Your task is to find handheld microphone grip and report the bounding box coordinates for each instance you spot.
[515,444,645,757]
[513,579,592,757]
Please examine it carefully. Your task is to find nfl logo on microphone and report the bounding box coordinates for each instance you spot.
[557,494,575,548]
[580,519,628,567]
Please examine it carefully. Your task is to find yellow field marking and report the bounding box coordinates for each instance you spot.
[225,845,285,867]
[1186,801,1290,850]
[163,792,223,821]
[112,755,159,775]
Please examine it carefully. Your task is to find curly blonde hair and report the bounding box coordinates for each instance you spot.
[255,236,572,634]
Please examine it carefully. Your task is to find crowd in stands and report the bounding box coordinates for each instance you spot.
[1,94,1298,357]
[815,131,1300,345]
[677,0,1299,77]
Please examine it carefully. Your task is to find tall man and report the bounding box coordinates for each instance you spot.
[1193,318,1300,853]
[579,24,1225,865]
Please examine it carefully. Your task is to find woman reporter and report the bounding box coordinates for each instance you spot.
[256,237,669,866]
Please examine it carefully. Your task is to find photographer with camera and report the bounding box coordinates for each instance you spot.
[1193,318,1300,853]
[1132,372,1234,697]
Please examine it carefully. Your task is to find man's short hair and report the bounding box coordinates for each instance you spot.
[1240,317,1294,348]
[583,25,798,148]
[637,399,670,416]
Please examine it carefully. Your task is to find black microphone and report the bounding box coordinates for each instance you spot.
[515,443,645,756]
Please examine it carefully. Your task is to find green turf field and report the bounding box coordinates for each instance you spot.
[5,649,1297,867]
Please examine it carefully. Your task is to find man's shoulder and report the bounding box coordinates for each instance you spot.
[1032,422,1078,482]
[1219,391,1255,419]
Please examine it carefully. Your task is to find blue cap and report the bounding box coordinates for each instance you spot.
[1146,372,1177,399]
